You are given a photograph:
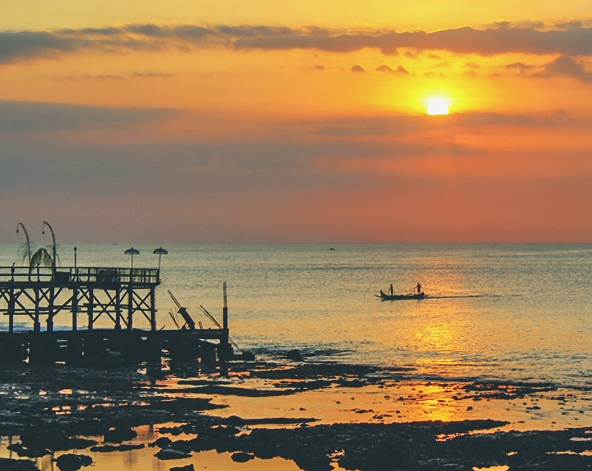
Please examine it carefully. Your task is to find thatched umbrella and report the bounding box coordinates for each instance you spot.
[124,247,140,270]
[153,247,168,271]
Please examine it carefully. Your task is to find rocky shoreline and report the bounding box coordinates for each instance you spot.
[0,361,591,471]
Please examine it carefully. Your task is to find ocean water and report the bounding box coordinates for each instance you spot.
[0,243,591,388]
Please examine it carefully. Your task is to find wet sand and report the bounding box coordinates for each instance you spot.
[0,360,591,471]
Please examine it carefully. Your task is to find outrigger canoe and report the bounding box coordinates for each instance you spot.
[376,290,426,300]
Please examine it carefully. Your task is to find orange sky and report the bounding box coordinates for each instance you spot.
[1,2,592,243]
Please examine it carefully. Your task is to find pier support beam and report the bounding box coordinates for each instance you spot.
[72,287,78,331]
[127,284,133,331]
[150,287,156,331]
[115,287,122,330]
[8,288,14,334]
[87,288,94,330]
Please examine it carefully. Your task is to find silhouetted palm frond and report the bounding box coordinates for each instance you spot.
[30,248,54,268]
[18,243,36,265]
[44,244,61,267]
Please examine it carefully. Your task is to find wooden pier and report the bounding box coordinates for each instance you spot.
[0,266,232,364]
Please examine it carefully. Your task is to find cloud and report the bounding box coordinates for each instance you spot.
[232,25,592,57]
[541,55,592,82]
[4,23,592,65]
[1,106,591,243]
[0,104,586,201]
[0,133,479,202]
[0,31,91,63]
[351,64,365,73]
[133,72,174,78]
[0,100,177,134]
[312,112,579,137]
[505,62,536,70]
[5,111,517,196]
[555,21,583,30]
[94,74,124,80]
[375,64,393,72]
[376,64,409,74]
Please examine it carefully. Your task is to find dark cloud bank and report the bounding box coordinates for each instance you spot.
[0,100,177,134]
[1,23,592,65]
[0,101,584,199]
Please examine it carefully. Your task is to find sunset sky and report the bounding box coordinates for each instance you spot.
[1,1,592,243]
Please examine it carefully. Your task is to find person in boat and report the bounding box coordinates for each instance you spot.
[415,282,422,294]
[390,284,394,295]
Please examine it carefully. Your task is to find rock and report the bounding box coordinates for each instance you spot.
[150,437,174,448]
[169,440,193,453]
[294,455,333,471]
[18,432,97,452]
[18,447,51,458]
[155,448,193,460]
[237,351,256,361]
[286,350,304,362]
[55,454,93,471]
[20,430,68,449]
[7,444,25,454]
[104,426,137,443]
[337,379,367,388]
[231,452,255,463]
[0,458,39,471]
[170,465,195,471]
[90,444,145,453]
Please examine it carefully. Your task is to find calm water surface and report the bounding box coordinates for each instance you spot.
[1,243,591,387]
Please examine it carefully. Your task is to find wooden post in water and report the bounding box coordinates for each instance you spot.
[223,282,228,331]
[218,282,233,360]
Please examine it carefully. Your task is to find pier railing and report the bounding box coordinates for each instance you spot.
[0,265,233,363]
[0,266,159,285]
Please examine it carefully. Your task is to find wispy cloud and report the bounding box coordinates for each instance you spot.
[311,112,578,137]
[3,22,592,65]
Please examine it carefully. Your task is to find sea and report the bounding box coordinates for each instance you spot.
[0,243,591,389]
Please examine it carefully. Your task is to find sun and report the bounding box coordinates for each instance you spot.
[426,97,450,115]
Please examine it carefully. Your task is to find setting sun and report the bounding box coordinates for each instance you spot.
[426,98,450,115]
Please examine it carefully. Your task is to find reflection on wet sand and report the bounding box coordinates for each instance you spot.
[0,361,591,471]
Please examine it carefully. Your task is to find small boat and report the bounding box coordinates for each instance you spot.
[376,289,426,300]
